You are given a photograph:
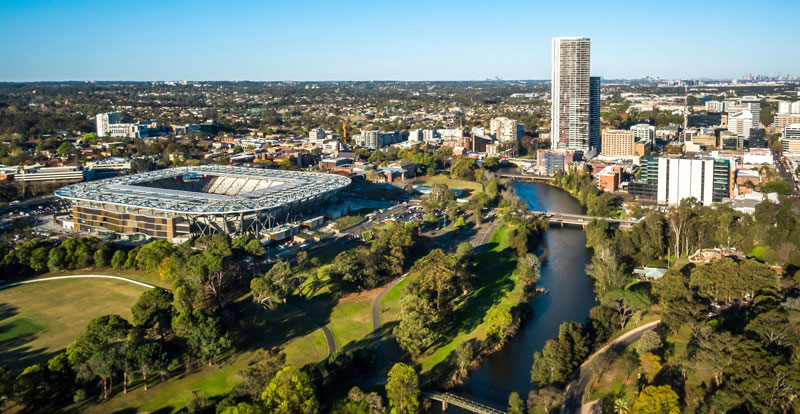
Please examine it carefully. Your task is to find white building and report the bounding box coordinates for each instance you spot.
[95,112,120,137]
[740,96,761,129]
[778,101,800,114]
[727,110,753,139]
[309,128,326,143]
[656,157,731,206]
[489,117,524,142]
[631,124,656,142]
[408,129,423,142]
[705,101,726,112]
[551,37,592,151]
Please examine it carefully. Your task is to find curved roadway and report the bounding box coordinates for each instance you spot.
[562,320,661,414]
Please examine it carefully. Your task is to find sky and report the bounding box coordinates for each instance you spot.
[1,0,798,81]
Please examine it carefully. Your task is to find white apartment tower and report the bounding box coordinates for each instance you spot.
[551,37,592,152]
[95,112,120,137]
[741,96,761,129]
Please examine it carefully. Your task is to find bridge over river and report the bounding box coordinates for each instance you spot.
[531,211,637,229]
[423,392,506,414]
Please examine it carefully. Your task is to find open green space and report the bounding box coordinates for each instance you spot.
[39,267,171,289]
[0,278,151,371]
[417,175,483,193]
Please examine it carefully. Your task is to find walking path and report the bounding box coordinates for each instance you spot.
[562,320,661,414]
[0,274,155,291]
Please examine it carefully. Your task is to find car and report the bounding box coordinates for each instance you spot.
[706,312,718,318]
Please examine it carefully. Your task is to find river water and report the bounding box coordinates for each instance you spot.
[433,181,597,412]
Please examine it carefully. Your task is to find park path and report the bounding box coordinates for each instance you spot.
[562,320,661,414]
[0,274,155,291]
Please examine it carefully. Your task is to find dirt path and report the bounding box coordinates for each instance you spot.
[0,275,155,291]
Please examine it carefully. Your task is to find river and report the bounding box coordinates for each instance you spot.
[432,181,597,412]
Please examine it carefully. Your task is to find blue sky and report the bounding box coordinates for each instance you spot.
[1,0,797,81]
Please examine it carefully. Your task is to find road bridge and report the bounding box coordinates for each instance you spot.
[532,211,637,229]
[423,392,506,414]
[498,172,553,182]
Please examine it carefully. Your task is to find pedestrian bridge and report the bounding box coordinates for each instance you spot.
[423,392,506,414]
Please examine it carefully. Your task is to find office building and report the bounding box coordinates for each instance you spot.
[537,150,575,175]
[96,112,120,137]
[688,112,723,128]
[551,37,592,152]
[408,129,423,142]
[775,113,800,128]
[631,124,656,142]
[693,134,717,149]
[489,117,524,142]
[656,157,732,206]
[600,129,635,157]
[741,96,761,129]
[706,101,725,112]
[596,166,622,192]
[720,130,741,150]
[748,128,768,149]
[727,110,753,139]
[309,128,326,143]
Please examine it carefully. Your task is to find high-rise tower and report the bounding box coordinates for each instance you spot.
[551,37,592,152]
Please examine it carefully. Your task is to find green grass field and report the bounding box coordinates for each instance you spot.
[417,175,483,193]
[0,278,151,371]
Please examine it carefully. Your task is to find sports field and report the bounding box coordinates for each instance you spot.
[0,278,150,371]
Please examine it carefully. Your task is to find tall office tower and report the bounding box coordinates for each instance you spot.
[589,76,601,152]
[741,96,761,129]
[551,37,591,152]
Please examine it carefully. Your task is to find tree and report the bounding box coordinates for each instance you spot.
[29,246,49,272]
[631,385,679,414]
[483,156,500,170]
[531,322,590,387]
[527,386,562,414]
[635,331,662,356]
[639,352,662,383]
[57,141,74,157]
[745,309,793,347]
[393,294,440,358]
[601,289,651,329]
[332,387,385,414]
[123,339,160,393]
[586,247,629,296]
[111,249,127,270]
[516,253,542,285]
[455,340,477,373]
[93,249,110,268]
[262,259,301,304]
[0,365,13,408]
[67,314,132,399]
[508,392,525,414]
[405,249,466,314]
[386,363,419,414]
[262,366,319,414]
[450,157,476,180]
[172,309,232,366]
[47,246,66,272]
[238,347,286,400]
[486,306,519,345]
[131,288,175,343]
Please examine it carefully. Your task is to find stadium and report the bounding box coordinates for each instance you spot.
[55,165,351,242]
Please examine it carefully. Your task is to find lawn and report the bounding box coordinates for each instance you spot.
[0,278,151,371]
[417,175,483,194]
[40,267,170,289]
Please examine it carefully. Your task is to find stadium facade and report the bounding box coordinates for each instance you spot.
[55,166,351,242]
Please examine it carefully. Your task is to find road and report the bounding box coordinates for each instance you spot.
[562,320,661,414]
[774,153,798,192]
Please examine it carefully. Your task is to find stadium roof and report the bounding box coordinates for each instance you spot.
[55,165,351,214]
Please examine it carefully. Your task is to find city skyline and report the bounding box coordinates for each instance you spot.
[1,0,799,81]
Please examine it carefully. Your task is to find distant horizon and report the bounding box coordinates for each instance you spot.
[1,76,792,83]
[2,0,799,81]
